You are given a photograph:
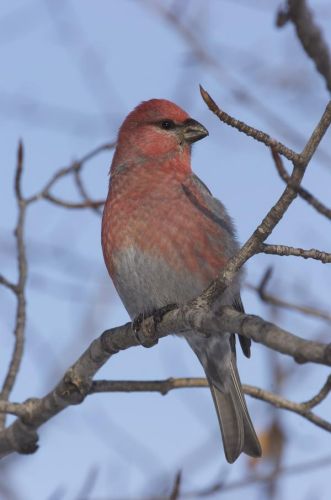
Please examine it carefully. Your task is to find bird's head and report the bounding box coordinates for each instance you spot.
[112,99,208,170]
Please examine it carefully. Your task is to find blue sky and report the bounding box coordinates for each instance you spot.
[1,1,331,498]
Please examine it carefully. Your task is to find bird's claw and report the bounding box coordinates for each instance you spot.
[132,312,158,348]
[132,303,178,348]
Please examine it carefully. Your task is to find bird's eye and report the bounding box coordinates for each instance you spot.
[161,120,175,130]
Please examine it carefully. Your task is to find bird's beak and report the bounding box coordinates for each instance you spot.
[182,118,209,144]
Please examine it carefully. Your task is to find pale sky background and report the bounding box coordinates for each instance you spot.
[1,1,331,499]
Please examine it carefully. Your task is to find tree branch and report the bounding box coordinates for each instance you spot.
[183,454,331,496]
[197,89,331,309]
[1,93,330,457]
[271,146,331,219]
[25,142,114,206]
[0,303,330,458]
[0,274,17,294]
[90,376,331,432]
[200,85,299,162]
[260,243,331,264]
[247,268,331,323]
[0,142,28,429]
[43,193,105,209]
[279,0,331,93]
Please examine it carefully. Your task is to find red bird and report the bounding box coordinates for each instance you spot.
[102,99,261,463]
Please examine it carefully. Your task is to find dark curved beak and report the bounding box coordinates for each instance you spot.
[182,118,209,144]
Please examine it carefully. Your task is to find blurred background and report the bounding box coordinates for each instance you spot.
[0,0,331,498]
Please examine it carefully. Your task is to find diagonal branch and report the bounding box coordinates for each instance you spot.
[200,86,299,162]
[271,147,331,219]
[279,0,331,93]
[247,268,331,323]
[0,274,17,294]
[198,88,331,309]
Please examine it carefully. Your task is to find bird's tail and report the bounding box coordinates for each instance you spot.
[208,359,261,463]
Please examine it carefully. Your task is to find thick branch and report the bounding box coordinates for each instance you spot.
[0,304,330,458]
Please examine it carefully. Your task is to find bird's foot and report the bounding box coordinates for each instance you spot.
[132,303,178,348]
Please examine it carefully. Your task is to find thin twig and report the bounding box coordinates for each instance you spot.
[43,193,105,209]
[0,274,17,294]
[246,268,331,323]
[169,471,182,500]
[272,147,331,219]
[74,169,103,216]
[302,374,331,409]
[25,142,114,205]
[200,85,299,162]
[0,142,28,429]
[260,243,331,263]
[89,376,331,432]
[183,455,331,496]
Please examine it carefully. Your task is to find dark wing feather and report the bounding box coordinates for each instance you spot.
[186,175,251,358]
[233,295,251,358]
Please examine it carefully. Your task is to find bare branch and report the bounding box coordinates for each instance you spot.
[43,193,105,210]
[144,0,331,167]
[247,268,331,323]
[0,274,17,294]
[279,0,331,93]
[272,147,331,219]
[90,378,209,395]
[0,142,28,429]
[90,376,331,432]
[73,169,103,216]
[1,371,330,460]
[169,471,182,500]
[0,402,26,418]
[0,301,330,458]
[260,243,331,264]
[25,142,114,205]
[196,94,331,309]
[200,86,299,162]
[302,374,331,409]
[244,381,331,432]
[183,455,331,496]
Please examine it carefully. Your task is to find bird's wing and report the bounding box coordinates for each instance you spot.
[183,174,251,358]
[233,295,251,358]
[182,174,236,240]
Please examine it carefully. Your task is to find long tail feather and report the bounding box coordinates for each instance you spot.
[209,360,261,463]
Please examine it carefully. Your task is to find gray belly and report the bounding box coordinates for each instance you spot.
[111,246,205,318]
[111,246,240,319]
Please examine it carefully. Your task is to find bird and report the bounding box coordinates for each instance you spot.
[101,98,261,463]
